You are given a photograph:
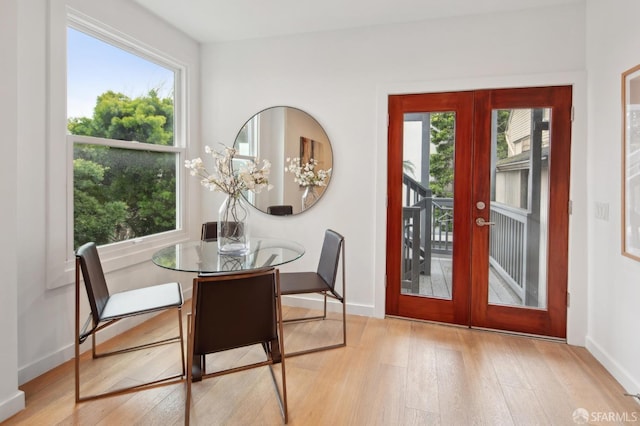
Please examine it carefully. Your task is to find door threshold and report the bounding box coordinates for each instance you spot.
[470,326,566,343]
[385,314,566,343]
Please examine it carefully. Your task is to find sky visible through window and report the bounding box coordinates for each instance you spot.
[67,27,174,119]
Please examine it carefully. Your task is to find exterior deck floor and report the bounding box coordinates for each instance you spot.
[401,256,524,306]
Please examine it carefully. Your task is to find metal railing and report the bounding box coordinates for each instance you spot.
[489,203,527,300]
[402,207,421,293]
[402,174,527,300]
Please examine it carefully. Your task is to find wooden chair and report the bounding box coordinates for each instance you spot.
[280,229,346,357]
[200,221,218,241]
[185,269,288,424]
[201,221,245,241]
[267,205,293,216]
[74,242,185,402]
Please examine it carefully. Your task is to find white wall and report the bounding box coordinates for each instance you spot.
[585,0,640,395]
[4,0,637,420]
[6,0,201,403]
[0,0,26,422]
[201,2,588,334]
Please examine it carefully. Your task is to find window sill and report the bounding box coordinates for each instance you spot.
[47,230,191,289]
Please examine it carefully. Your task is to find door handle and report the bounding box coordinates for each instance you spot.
[475,217,495,227]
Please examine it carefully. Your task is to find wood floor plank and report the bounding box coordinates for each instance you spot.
[402,407,440,426]
[378,317,411,368]
[5,306,639,426]
[436,346,478,425]
[363,364,406,425]
[405,321,439,414]
[291,343,371,425]
[534,339,619,414]
[504,336,576,423]
[487,333,533,390]
[459,330,514,425]
[502,384,550,425]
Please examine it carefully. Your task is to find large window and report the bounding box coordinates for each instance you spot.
[67,27,181,249]
[45,6,192,289]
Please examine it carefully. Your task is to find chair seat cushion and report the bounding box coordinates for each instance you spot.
[279,272,330,295]
[101,282,183,321]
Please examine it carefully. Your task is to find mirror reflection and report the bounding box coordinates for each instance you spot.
[233,106,333,215]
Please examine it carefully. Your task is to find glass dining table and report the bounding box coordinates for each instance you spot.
[151,236,305,379]
[151,237,305,275]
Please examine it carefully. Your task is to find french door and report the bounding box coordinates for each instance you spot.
[386,86,572,338]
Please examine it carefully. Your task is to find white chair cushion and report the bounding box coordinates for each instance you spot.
[101,282,183,321]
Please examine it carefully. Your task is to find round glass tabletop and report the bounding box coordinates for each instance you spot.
[151,237,305,274]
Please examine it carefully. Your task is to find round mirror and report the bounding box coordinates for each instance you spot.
[233,106,333,215]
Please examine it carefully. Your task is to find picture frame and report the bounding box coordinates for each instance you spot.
[299,136,316,164]
[622,64,640,260]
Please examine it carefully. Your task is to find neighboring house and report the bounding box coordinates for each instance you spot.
[493,108,551,307]
[494,108,550,210]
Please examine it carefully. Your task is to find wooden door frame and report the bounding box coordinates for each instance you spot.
[386,91,474,325]
[470,86,571,338]
[386,86,572,338]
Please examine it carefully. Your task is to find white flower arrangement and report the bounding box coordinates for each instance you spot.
[185,145,273,197]
[285,157,332,187]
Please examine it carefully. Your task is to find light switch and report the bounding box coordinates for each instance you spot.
[595,202,609,221]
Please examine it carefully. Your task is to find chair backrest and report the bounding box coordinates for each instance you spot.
[316,229,344,291]
[267,205,293,216]
[76,242,110,325]
[191,270,279,356]
[200,222,218,241]
[202,221,246,240]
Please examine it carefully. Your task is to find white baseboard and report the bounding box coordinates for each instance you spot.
[0,390,25,423]
[18,289,369,386]
[281,294,374,317]
[18,306,185,385]
[18,342,74,386]
[19,287,194,386]
[585,335,640,402]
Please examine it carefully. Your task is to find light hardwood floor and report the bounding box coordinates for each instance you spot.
[4,301,639,425]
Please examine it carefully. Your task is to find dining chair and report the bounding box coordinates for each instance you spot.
[185,269,288,424]
[201,221,245,241]
[267,205,293,216]
[280,229,346,357]
[74,242,185,402]
[200,221,218,241]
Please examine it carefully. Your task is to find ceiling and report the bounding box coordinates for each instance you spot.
[132,0,580,43]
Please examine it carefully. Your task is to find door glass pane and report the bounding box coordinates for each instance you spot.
[488,108,549,309]
[402,112,455,299]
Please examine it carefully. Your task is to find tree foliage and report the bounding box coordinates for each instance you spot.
[429,113,456,198]
[428,110,510,198]
[69,90,174,145]
[495,110,510,160]
[70,90,176,248]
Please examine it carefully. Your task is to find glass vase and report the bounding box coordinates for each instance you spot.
[301,185,320,211]
[218,194,250,255]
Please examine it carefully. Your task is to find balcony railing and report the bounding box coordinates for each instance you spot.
[402,174,527,301]
[489,203,527,301]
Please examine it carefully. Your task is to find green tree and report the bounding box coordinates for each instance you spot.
[428,110,510,198]
[495,110,510,160]
[429,112,455,198]
[70,90,176,248]
[69,89,174,145]
[73,158,128,248]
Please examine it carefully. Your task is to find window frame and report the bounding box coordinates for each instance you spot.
[46,7,190,289]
